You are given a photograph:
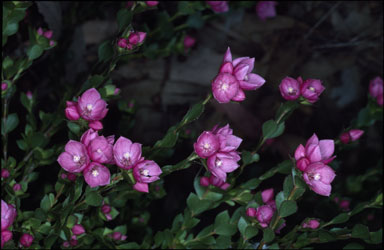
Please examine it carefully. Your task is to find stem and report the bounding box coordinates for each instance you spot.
[2,97,9,166]
[202,93,212,105]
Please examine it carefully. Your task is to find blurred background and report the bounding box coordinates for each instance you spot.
[4,1,383,248]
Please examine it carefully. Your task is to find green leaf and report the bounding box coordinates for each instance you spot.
[67,121,81,135]
[214,235,231,249]
[98,40,113,62]
[171,213,184,232]
[194,176,206,199]
[283,175,293,198]
[279,200,297,217]
[187,193,212,216]
[40,194,53,212]
[79,75,105,93]
[242,150,260,166]
[263,227,275,243]
[237,216,248,235]
[275,191,285,211]
[318,230,336,242]
[16,139,27,151]
[330,213,349,224]
[214,210,237,236]
[352,224,370,240]
[244,226,259,240]
[85,191,103,206]
[4,22,18,36]
[240,178,261,189]
[262,120,285,139]
[117,242,140,249]
[343,242,364,249]
[4,113,19,134]
[186,12,205,29]
[154,126,179,148]
[27,44,44,60]
[117,9,133,32]
[44,234,58,248]
[181,102,205,125]
[369,228,382,244]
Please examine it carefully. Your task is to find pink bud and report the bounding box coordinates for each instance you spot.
[65,101,80,121]
[137,32,146,43]
[1,230,12,248]
[101,204,111,214]
[200,177,210,187]
[19,233,34,248]
[89,120,103,130]
[111,232,127,241]
[80,128,98,147]
[49,40,55,46]
[184,35,196,50]
[300,79,325,103]
[296,157,310,171]
[339,200,350,211]
[206,1,229,13]
[339,132,350,144]
[302,219,320,229]
[261,188,274,203]
[146,1,159,7]
[348,129,364,142]
[219,182,230,190]
[72,224,85,235]
[67,173,77,182]
[61,173,67,180]
[13,183,21,192]
[62,241,70,247]
[246,207,257,217]
[114,88,121,95]
[37,27,43,36]
[44,30,53,39]
[279,77,301,100]
[1,200,17,231]
[256,1,277,21]
[256,205,274,228]
[194,131,220,159]
[128,33,140,45]
[1,169,10,178]
[126,1,134,8]
[118,38,128,48]
[1,82,8,91]
[26,91,33,100]
[369,76,383,106]
[70,238,78,246]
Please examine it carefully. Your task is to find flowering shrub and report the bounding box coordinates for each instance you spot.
[1,1,382,249]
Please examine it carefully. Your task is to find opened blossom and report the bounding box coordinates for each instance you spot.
[303,162,336,196]
[256,205,274,228]
[113,136,142,170]
[19,233,33,248]
[256,1,277,21]
[211,124,242,152]
[207,151,240,182]
[83,162,111,188]
[58,140,90,173]
[340,129,364,144]
[369,76,383,106]
[206,1,229,13]
[302,219,320,229]
[88,136,114,164]
[133,160,162,193]
[300,78,325,103]
[294,133,335,171]
[194,131,220,158]
[279,77,301,100]
[80,129,98,146]
[1,200,17,231]
[72,224,85,235]
[77,88,108,121]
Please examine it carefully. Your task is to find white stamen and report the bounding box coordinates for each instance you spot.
[244,75,248,81]
[288,87,294,93]
[314,173,321,181]
[97,149,102,153]
[86,104,93,111]
[92,169,99,177]
[123,152,130,159]
[309,87,315,92]
[73,155,80,162]
[142,169,149,176]
[216,160,222,167]
[203,143,210,149]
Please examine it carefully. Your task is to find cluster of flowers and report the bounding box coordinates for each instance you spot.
[206,1,229,13]
[65,88,108,130]
[212,47,266,103]
[1,200,34,248]
[279,76,325,103]
[59,88,162,192]
[194,124,242,182]
[37,27,56,47]
[369,76,383,106]
[255,1,277,21]
[294,134,336,196]
[117,31,146,50]
[246,189,285,232]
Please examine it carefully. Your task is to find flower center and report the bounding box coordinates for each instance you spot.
[203,142,210,150]
[97,149,102,153]
[216,159,222,167]
[92,169,99,177]
[244,75,249,81]
[313,173,321,181]
[86,104,93,111]
[142,169,150,177]
[219,80,229,91]
[309,87,315,92]
[123,152,130,159]
[288,87,293,93]
[73,155,80,162]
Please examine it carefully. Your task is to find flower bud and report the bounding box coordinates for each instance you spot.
[279,77,301,100]
[61,173,67,180]
[13,183,21,192]
[339,200,350,211]
[1,230,12,248]
[184,35,196,50]
[206,1,229,13]
[1,169,10,178]
[67,173,77,182]
[62,241,70,247]
[101,204,111,214]
[44,30,53,39]
[246,207,257,217]
[146,1,159,7]
[256,205,274,228]
[256,1,277,21]
[65,101,80,121]
[261,188,274,203]
[302,219,320,229]
[19,233,34,248]
[1,82,8,91]
[118,38,128,49]
[369,76,383,106]
[89,120,103,130]
[200,177,210,187]
[114,88,121,95]
[49,40,55,46]
[72,224,85,235]
[26,91,33,100]
[37,27,44,36]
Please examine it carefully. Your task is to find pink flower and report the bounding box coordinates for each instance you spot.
[184,35,196,50]
[1,200,17,231]
[26,91,33,100]
[340,129,364,144]
[101,204,111,214]
[83,162,111,188]
[128,32,146,46]
[279,77,301,100]
[70,236,78,246]
[194,131,220,158]
[43,30,53,39]
[145,1,159,7]
[256,205,274,228]
[77,88,108,121]
[212,72,240,103]
[207,151,240,182]
[206,1,229,13]
[231,52,265,91]
[1,230,12,248]
[208,174,230,190]
[19,233,33,248]
[302,219,320,229]
[72,224,85,235]
[256,1,277,21]
[113,136,142,170]
[111,231,127,241]
[212,124,242,152]
[294,133,335,171]
[49,40,55,46]
[1,169,10,178]
[261,188,274,204]
[80,128,99,146]
[37,27,43,36]
[13,184,21,192]
[339,200,350,211]
[300,79,325,103]
[114,88,121,95]
[200,176,210,187]
[246,207,257,217]
[62,241,70,247]
[1,82,7,91]
[369,76,383,106]
[67,173,77,182]
[89,120,103,130]
[117,38,128,49]
[57,140,90,173]
[303,162,336,196]
[133,160,162,193]
[65,101,80,121]
[88,136,114,164]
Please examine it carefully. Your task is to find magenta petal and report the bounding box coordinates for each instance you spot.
[80,88,101,105]
[234,64,249,81]
[91,99,107,119]
[58,152,79,172]
[65,140,86,156]
[310,181,332,196]
[223,47,232,63]
[89,121,103,130]
[232,57,250,67]
[231,88,246,102]
[261,188,274,203]
[307,144,322,163]
[219,62,233,74]
[294,144,305,160]
[318,140,334,160]
[134,182,149,193]
[306,133,319,147]
[317,165,336,184]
